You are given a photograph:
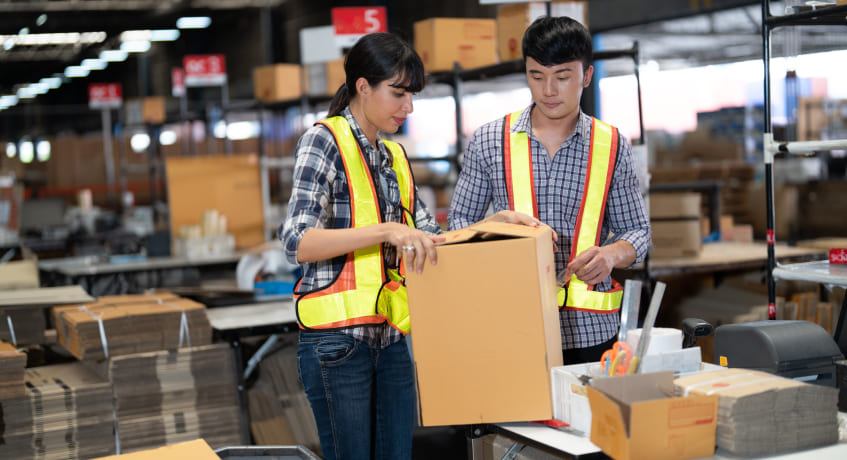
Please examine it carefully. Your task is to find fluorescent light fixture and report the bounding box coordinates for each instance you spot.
[159,130,178,146]
[0,95,18,107]
[3,39,13,51]
[120,40,151,53]
[150,29,180,41]
[36,140,51,162]
[100,49,128,62]
[40,77,62,89]
[226,121,260,140]
[81,58,108,70]
[6,142,15,158]
[19,140,34,164]
[36,14,47,27]
[177,17,211,29]
[29,82,49,94]
[64,66,90,77]
[0,32,105,46]
[120,30,151,42]
[130,133,150,153]
[16,87,36,99]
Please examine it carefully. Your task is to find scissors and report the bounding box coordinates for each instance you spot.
[601,341,632,376]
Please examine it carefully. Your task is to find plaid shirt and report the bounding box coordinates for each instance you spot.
[280,107,441,349]
[449,105,651,350]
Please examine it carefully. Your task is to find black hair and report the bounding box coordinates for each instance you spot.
[522,16,592,72]
[327,32,425,117]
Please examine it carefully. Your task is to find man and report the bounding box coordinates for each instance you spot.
[449,16,650,364]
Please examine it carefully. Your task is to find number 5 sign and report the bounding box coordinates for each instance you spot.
[183,54,227,87]
[331,7,387,48]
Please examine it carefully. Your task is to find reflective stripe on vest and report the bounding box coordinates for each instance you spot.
[504,109,623,313]
[294,116,416,333]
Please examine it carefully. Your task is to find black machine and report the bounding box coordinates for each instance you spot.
[714,320,844,387]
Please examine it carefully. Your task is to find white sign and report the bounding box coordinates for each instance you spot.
[299,26,342,65]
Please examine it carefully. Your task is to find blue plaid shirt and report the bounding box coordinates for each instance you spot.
[280,107,441,349]
[449,105,651,350]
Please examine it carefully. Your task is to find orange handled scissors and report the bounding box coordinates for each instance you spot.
[601,341,632,376]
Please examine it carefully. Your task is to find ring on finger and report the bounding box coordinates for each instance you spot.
[402,245,416,252]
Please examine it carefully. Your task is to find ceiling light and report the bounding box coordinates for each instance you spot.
[150,29,180,41]
[19,140,34,164]
[0,32,105,46]
[36,14,47,27]
[0,95,18,107]
[177,17,212,29]
[40,77,62,89]
[100,49,128,62]
[81,58,108,70]
[36,140,51,162]
[16,87,36,99]
[3,39,13,51]
[65,66,90,78]
[159,130,177,146]
[120,40,151,53]
[18,27,29,36]
[120,30,151,42]
[6,142,16,158]
[29,82,49,94]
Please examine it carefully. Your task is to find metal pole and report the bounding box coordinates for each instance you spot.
[632,42,645,145]
[452,62,464,172]
[222,82,232,154]
[763,0,777,320]
[101,108,116,207]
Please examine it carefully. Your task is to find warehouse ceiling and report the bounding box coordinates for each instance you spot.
[0,0,845,134]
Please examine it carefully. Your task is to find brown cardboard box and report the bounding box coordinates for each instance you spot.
[497,2,588,62]
[0,259,39,290]
[414,18,497,73]
[650,192,702,258]
[587,371,718,460]
[141,96,166,124]
[253,64,303,103]
[406,221,562,426]
[92,439,218,460]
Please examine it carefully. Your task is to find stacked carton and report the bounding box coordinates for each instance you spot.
[0,340,26,398]
[0,363,115,459]
[674,368,839,456]
[246,334,320,453]
[86,343,241,452]
[52,293,212,360]
[1,306,47,345]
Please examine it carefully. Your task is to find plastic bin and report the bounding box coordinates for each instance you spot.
[215,446,321,460]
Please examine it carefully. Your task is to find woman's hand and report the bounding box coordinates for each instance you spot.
[383,222,445,274]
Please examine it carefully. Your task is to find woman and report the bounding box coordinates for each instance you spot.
[280,32,442,460]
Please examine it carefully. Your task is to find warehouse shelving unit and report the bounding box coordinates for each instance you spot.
[761,0,847,353]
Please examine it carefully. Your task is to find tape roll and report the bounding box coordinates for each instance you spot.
[625,327,682,356]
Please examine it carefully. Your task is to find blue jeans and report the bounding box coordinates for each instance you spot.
[297,331,416,460]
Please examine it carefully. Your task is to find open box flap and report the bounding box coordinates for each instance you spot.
[438,221,550,246]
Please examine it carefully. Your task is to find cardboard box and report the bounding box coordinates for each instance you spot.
[650,192,702,259]
[497,2,588,62]
[92,439,218,460]
[587,371,718,460]
[414,18,497,73]
[253,64,303,103]
[406,221,563,426]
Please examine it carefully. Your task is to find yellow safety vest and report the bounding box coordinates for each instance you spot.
[504,109,623,313]
[294,116,417,333]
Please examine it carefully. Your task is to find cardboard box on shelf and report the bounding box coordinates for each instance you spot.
[406,221,562,426]
[587,371,718,460]
[413,18,497,73]
[253,64,302,103]
[496,1,588,62]
[92,439,219,460]
[650,192,702,259]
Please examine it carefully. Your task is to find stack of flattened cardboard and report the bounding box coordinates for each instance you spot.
[0,340,26,398]
[52,293,212,360]
[0,362,115,459]
[245,334,320,452]
[1,306,46,345]
[86,343,240,452]
[674,368,839,456]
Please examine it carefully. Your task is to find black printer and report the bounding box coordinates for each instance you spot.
[714,320,844,386]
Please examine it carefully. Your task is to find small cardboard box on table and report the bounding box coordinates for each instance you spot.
[406,221,562,426]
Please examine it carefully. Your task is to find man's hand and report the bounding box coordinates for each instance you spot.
[486,210,558,252]
[564,240,636,285]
